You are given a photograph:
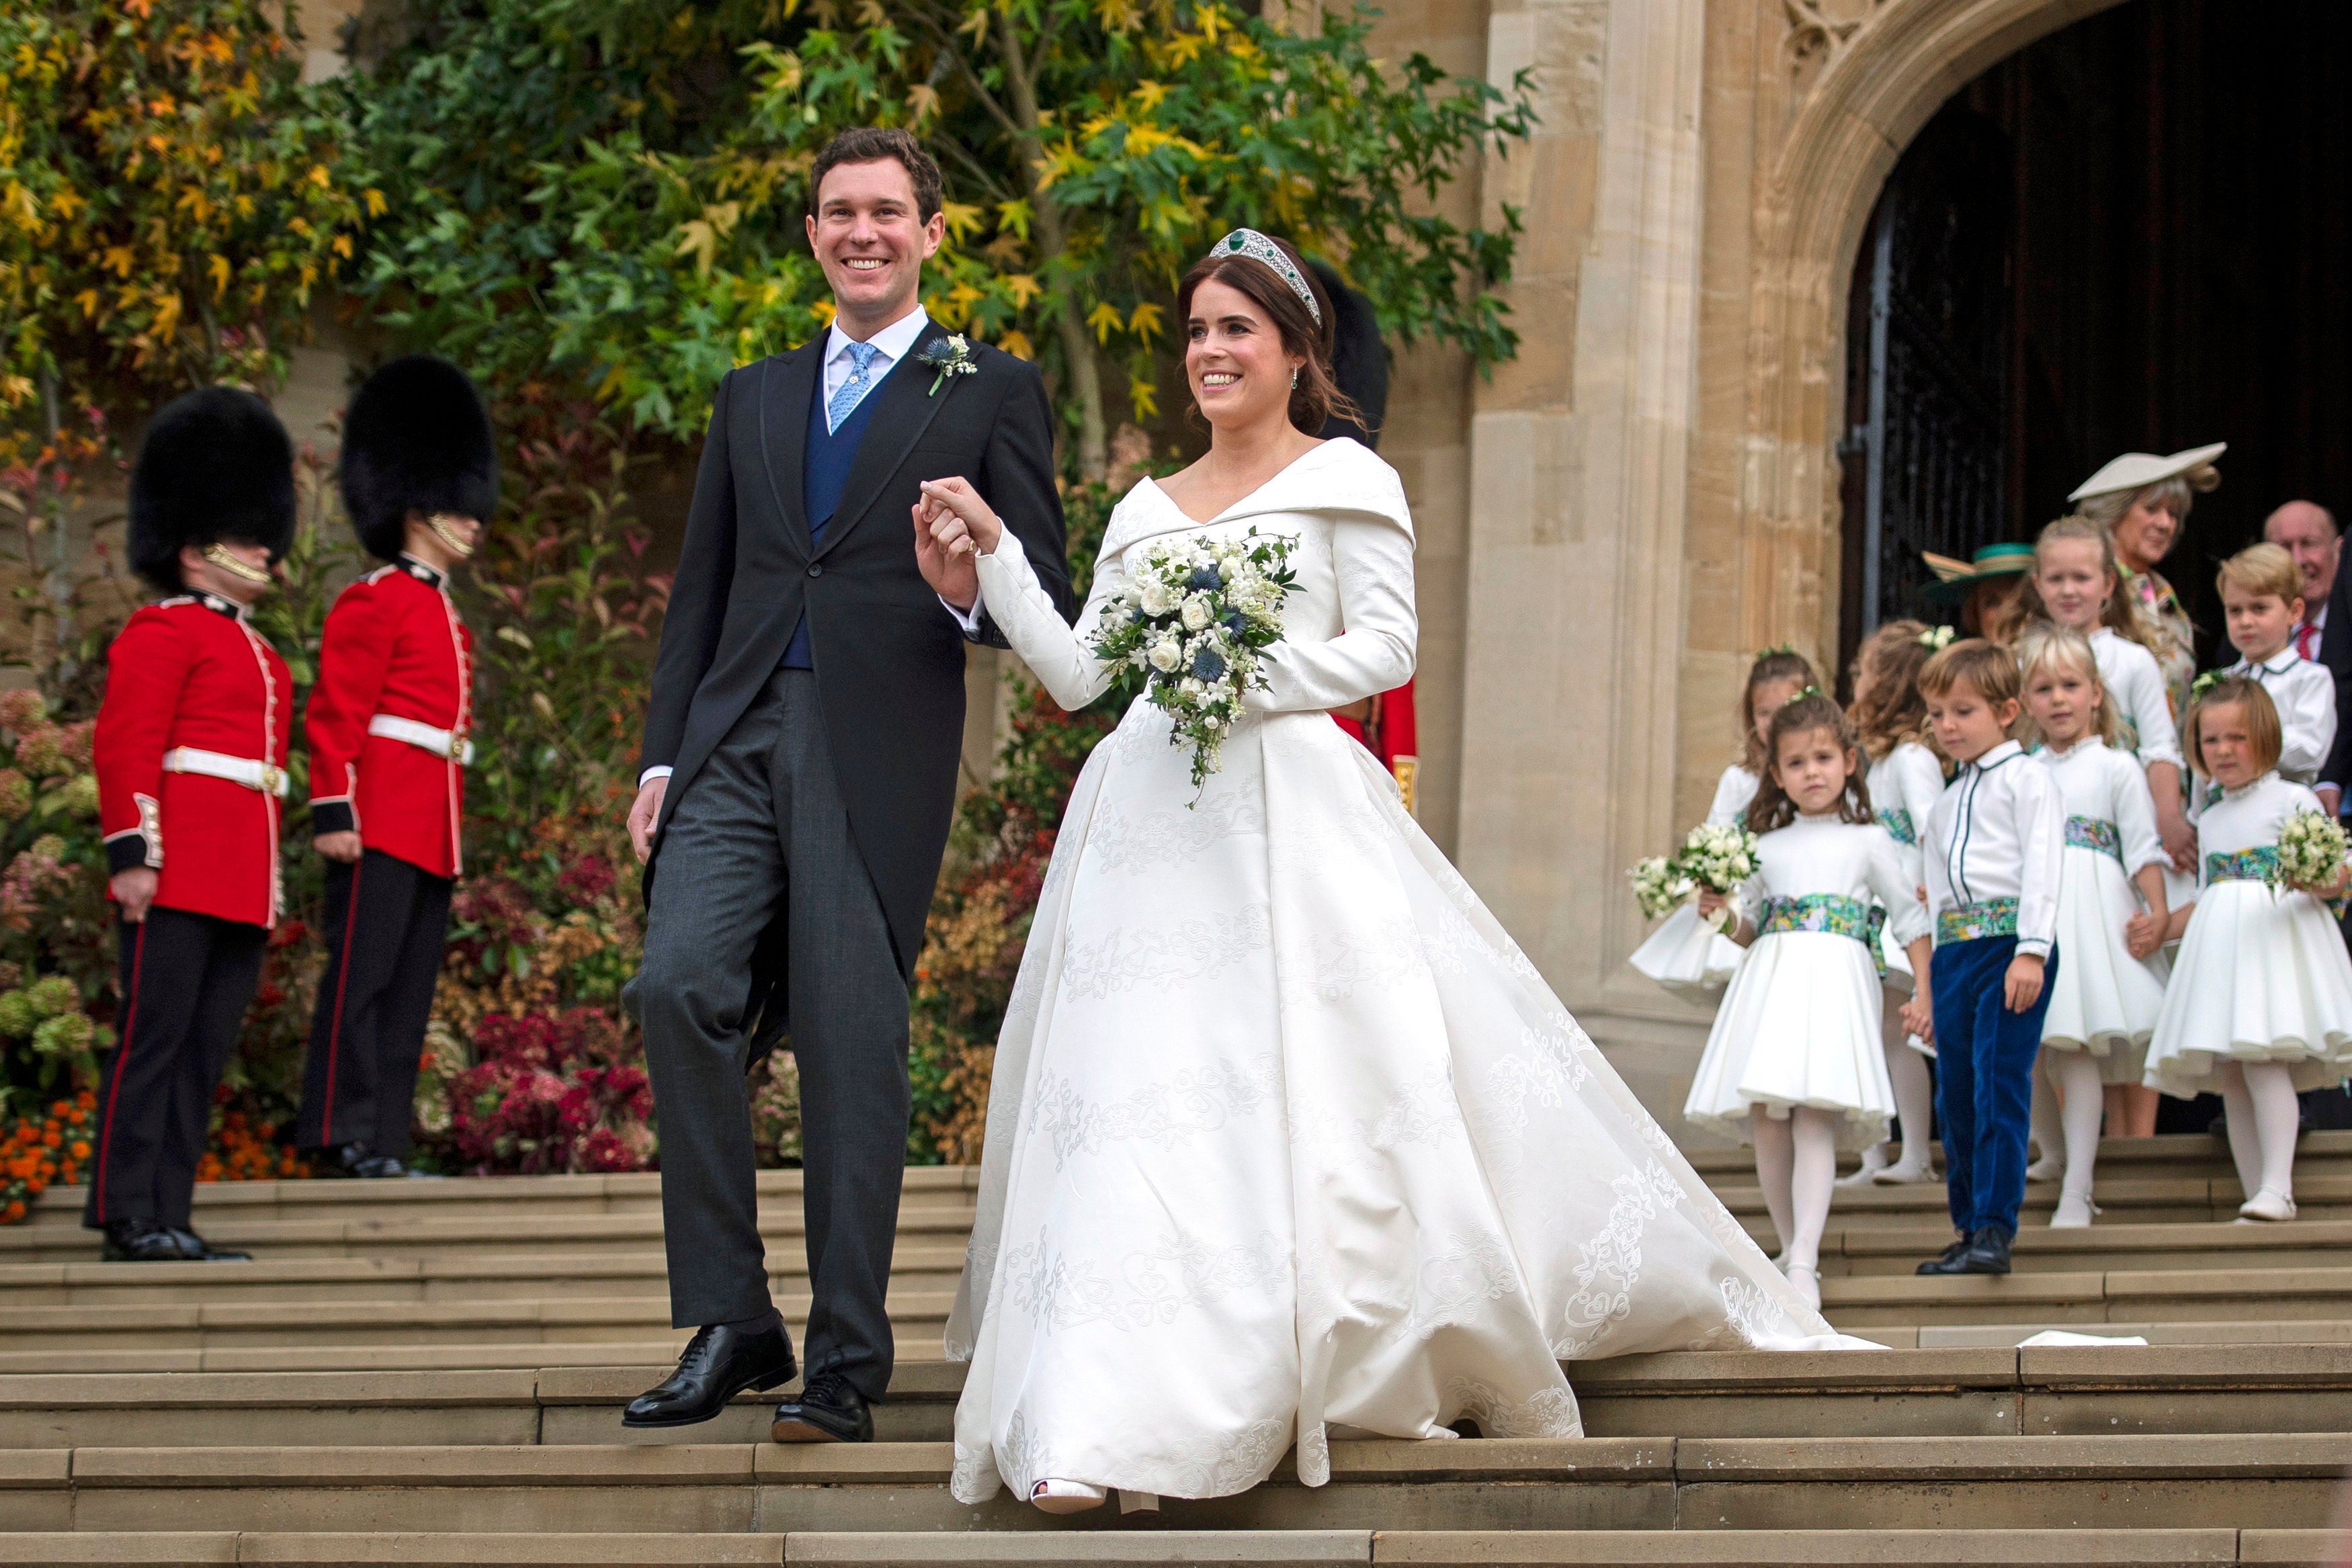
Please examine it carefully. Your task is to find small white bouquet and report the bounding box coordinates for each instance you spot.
[1629,855,1693,921]
[1089,527,1300,791]
[2273,808,2350,894]
[1674,822,1761,932]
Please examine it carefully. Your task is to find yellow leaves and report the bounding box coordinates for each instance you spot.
[1003,273,1041,309]
[329,233,352,261]
[940,200,983,245]
[362,187,386,219]
[597,364,628,400]
[0,182,36,233]
[1128,374,1159,421]
[905,83,939,124]
[102,246,135,279]
[149,290,181,344]
[1086,300,1124,344]
[1095,0,1140,32]
[306,164,331,189]
[672,201,741,277]
[995,198,1032,241]
[1124,123,1171,156]
[997,331,1034,361]
[1130,80,1171,112]
[957,5,990,42]
[1126,300,1163,344]
[1034,138,1083,192]
[1161,31,1207,67]
[854,0,888,24]
[810,297,837,329]
[71,289,97,320]
[206,253,230,296]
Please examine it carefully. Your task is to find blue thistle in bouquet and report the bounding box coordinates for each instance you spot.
[1089,529,1299,792]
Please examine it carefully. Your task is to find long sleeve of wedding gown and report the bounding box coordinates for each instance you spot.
[973,533,1126,713]
[1243,513,1417,713]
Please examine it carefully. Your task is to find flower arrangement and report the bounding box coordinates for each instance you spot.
[916,334,980,396]
[1677,822,1761,928]
[444,1007,655,1175]
[1088,528,1299,789]
[0,1091,93,1223]
[1628,855,1693,921]
[195,1109,306,1183]
[2275,808,2350,896]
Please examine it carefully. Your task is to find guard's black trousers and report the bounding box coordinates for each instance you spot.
[84,908,265,1231]
[297,849,452,1160]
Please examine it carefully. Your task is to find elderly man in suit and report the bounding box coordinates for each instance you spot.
[619,128,1073,1441]
[2271,500,2345,815]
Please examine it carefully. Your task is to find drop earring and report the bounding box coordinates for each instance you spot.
[1290,369,1299,389]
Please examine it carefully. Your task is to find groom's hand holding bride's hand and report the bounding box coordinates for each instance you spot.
[913,478,1005,615]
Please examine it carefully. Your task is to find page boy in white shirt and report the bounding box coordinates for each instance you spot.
[2216,543,2336,788]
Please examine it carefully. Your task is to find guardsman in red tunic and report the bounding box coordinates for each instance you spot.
[90,387,296,1262]
[296,357,491,1178]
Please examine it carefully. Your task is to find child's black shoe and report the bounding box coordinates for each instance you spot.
[1958,1225,2013,1274]
[1915,1236,1972,1275]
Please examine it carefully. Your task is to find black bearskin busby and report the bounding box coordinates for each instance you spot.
[1308,259,1389,451]
[339,355,498,561]
[128,386,297,597]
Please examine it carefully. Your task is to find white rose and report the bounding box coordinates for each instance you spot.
[1181,598,1212,632]
[1140,581,1177,617]
[1218,558,1238,581]
[1148,638,1182,672]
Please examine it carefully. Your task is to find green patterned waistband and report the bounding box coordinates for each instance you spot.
[1877,808,1917,847]
[1761,893,1881,944]
[2064,815,2122,862]
[1936,897,2019,945]
[2206,845,2279,883]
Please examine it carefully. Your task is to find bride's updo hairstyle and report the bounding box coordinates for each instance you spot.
[1176,234,1365,437]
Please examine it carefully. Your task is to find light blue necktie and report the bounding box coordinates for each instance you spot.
[827,341,880,433]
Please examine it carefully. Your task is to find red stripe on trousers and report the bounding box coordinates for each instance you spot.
[318,858,366,1146]
[92,920,149,1224]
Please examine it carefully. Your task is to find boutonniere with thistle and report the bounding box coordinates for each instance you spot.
[916,335,978,396]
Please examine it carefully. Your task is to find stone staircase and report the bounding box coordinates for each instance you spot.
[0,1135,2347,1565]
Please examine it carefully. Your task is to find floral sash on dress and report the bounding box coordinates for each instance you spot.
[2064,816,2123,863]
[1935,897,2018,945]
[2206,846,2278,883]
[1759,894,1888,977]
[1877,808,1916,847]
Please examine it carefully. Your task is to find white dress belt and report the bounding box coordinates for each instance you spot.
[369,713,474,765]
[162,747,289,797]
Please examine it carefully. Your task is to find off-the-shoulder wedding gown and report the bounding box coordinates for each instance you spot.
[946,438,1861,1507]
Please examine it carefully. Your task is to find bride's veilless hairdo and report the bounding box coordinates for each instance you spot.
[1177,234,1365,437]
[1745,691,1875,836]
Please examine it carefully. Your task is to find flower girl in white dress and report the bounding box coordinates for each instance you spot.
[914,231,1858,1516]
[2144,677,2352,1223]
[1842,621,1947,1185]
[1630,649,1816,997]
[2015,626,2171,1227]
[1684,691,1934,1309]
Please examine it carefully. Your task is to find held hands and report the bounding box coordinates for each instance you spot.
[2123,910,2169,960]
[627,777,668,864]
[314,830,363,865]
[2157,807,2197,873]
[1898,994,1935,1047]
[110,867,157,924]
[2003,951,2046,1013]
[912,476,1003,614]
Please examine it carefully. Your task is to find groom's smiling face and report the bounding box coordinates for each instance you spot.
[806,158,946,335]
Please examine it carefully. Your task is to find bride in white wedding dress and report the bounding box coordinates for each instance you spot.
[913,230,1862,1516]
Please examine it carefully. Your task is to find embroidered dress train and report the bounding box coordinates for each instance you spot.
[944,438,1858,1507]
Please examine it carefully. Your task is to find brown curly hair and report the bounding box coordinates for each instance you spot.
[1747,691,1876,834]
[1177,234,1365,437]
[1849,620,1937,762]
[1739,648,1822,775]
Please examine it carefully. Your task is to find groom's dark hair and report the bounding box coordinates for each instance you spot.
[806,128,943,224]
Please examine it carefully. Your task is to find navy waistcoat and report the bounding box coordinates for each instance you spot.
[780,363,887,670]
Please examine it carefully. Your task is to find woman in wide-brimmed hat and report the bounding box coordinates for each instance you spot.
[2070,443,2225,724]
[1921,542,2035,642]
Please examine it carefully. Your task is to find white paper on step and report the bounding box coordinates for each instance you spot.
[2013,1330,2150,1347]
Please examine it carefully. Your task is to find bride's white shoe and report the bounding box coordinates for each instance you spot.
[1030,1479,1108,1514]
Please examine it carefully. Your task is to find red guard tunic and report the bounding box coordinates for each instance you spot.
[95,594,292,928]
[1332,677,1421,818]
[306,558,474,879]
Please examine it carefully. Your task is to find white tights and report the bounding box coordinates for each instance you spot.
[1752,1104,1837,1271]
[2044,1049,2105,1196]
[1882,1013,1935,1170]
[2218,1059,2301,1202]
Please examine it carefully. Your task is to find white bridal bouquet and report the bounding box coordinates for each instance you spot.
[1089,528,1300,789]
[2274,808,2351,894]
[1632,822,1761,931]
[1628,855,1693,921]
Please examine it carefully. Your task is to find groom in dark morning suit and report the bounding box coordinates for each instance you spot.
[620,128,1072,1440]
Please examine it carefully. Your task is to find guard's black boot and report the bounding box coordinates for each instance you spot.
[169,1227,252,1261]
[310,1141,409,1179]
[100,1218,193,1262]
[770,1370,875,1444]
[622,1317,798,1428]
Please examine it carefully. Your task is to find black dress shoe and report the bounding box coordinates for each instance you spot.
[622,1318,798,1428]
[310,1142,409,1180]
[169,1227,252,1261]
[771,1370,874,1443]
[1915,1236,1972,1276]
[1957,1225,2013,1275]
[99,1219,192,1262]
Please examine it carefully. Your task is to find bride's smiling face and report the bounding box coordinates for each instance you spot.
[1186,277,1303,433]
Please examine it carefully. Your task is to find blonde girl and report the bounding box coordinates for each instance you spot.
[1685,692,1933,1307]
[1841,620,1946,1186]
[2017,626,2171,1226]
[1632,648,1819,996]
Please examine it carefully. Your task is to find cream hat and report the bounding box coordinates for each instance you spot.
[2068,441,2226,503]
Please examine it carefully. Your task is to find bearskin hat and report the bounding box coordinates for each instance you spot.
[339,355,498,560]
[127,386,297,597]
[1308,259,1388,451]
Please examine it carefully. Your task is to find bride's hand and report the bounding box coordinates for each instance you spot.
[918,476,1005,558]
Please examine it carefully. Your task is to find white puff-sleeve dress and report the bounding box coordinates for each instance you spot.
[2143,772,2352,1098]
[1629,765,1758,998]
[2035,738,2172,1083]
[1865,741,1943,1008]
[1683,814,1932,1145]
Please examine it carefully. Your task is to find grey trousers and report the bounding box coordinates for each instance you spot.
[626,667,911,1398]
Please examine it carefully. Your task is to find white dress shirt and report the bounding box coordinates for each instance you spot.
[2224,648,2337,785]
[1923,739,2064,957]
[2090,626,2184,771]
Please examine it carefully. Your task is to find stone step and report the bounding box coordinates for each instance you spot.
[19,1170,982,1229]
[1712,1176,2352,1229]
[0,1346,2345,1451]
[1819,1266,2352,1327]
[1831,1219,2352,1275]
[4,1433,2343,1533]
[1680,1129,2352,1183]
[0,1528,2335,1567]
